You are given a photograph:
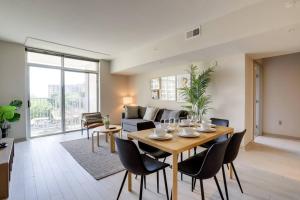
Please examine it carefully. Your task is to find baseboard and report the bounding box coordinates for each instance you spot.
[14,137,27,143]
[262,132,300,140]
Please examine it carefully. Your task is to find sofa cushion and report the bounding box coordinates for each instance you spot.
[154,109,165,122]
[138,106,147,118]
[169,110,181,119]
[124,105,139,119]
[122,118,149,126]
[161,109,172,120]
[143,107,159,121]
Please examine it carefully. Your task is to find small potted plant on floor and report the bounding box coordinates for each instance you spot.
[0,99,22,138]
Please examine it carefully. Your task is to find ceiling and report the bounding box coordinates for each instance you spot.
[0,0,262,58]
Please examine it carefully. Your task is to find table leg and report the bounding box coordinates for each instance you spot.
[127,137,133,192]
[92,133,95,152]
[229,163,233,179]
[128,172,132,192]
[97,132,100,147]
[110,132,116,153]
[172,153,178,200]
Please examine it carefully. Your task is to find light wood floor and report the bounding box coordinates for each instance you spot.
[9,133,300,200]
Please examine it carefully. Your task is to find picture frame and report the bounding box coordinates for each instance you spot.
[176,74,190,89]
[151,90,159,100]
[150,78,160,90]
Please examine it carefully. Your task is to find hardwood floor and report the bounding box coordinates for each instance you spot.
[9,133,300,200]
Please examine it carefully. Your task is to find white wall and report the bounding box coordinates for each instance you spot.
[129,54,246,134]
[262,53,300,138]
[0,40,26,139]
[100,60,129,125]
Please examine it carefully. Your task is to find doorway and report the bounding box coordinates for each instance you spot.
[254,61,262,137]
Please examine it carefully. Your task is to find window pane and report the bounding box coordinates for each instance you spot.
[30,67,62,136]
[160,76,176,101]
[65,71,89,131]
[27,52,61,66]
[64,58,98,71]
[89,74,98,112]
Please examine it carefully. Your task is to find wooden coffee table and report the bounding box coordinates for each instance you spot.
[92,125,122,153]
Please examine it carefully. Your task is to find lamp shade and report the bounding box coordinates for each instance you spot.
[123,96,133,105]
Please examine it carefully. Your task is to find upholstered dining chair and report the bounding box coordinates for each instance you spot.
[221,130,246,200]
[173,139,230,200]
[136,121,171,193]
[115,137,170,200]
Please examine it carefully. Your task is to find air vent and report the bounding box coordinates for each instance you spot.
[186,26,201,40]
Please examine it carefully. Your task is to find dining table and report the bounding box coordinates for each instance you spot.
[127,126,234,200]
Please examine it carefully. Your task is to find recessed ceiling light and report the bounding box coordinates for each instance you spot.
[285,0,297,8]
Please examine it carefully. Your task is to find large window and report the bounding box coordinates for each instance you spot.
[27,51,99,137]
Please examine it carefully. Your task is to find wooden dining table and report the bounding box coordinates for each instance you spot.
[127,126,234,200]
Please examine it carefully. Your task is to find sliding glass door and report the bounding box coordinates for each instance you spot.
[28,51,99,137]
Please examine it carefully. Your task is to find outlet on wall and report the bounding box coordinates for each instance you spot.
[278,120,282,125]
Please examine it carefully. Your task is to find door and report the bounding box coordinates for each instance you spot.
[29,67,62,137]
[254,62,262,137]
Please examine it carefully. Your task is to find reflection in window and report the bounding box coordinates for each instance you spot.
[160,76,176,101]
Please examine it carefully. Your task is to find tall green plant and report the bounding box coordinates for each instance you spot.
[180,63,216,120]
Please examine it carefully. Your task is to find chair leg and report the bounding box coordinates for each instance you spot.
[139,175,144,200]
[214,176,224,200]
[222,165,229,200]
[180,153,183,180]
[144,175,146,189]
[135,174,138,179]
[163,169,170,200]
[157,171,160,193]
[194,147,197,156]
[87,128,90,139]
[200,179,205,200]
[191,177,194,192]
[226,163,229,170]
[117,171,128,200]
[231,162,244,193]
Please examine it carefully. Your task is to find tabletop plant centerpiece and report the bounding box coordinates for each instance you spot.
[180,63,216,122]
[103,115,110,129]
[0,99,23,138]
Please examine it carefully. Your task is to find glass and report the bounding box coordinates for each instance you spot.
[27,52,61,67]
[64,58,98,71]
[30,67,62,136]
[89,73,98,112]
[64,71,89,131]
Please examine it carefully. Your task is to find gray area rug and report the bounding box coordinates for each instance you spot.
[61,137,124,180]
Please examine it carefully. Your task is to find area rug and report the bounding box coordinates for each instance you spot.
[61,137,124,180]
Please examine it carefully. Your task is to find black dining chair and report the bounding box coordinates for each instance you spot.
[136,121,171,193]
[115,137,170,200]
[201,118,230,149]
[175,139,230,200]
[193,118,229,156]
[221,129,246,200]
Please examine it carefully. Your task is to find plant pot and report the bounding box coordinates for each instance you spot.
[1,128,8,138]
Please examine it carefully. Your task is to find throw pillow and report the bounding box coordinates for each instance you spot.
[125,106,139,119]
[143,106,159,121]
[138,106,147,118]
[161,109,171,120]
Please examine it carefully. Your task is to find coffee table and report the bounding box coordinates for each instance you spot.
[92,125,122,153]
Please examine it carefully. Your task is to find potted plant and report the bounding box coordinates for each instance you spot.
[179,63,216,121]
[0,99,22,138]
[103,115,110,129]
